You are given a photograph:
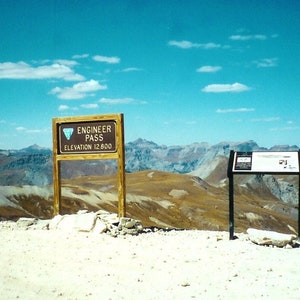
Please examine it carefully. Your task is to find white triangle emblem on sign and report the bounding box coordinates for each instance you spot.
[63,128,74,140]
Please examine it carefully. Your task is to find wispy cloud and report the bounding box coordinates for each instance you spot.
[98,97,147,105]
[53,59,78,66]
[92,55,120,64]
[216,108,255,113]
[253,58,278,68]
[98,97,135,105]
[270,117,300,132]
[50,79,107,99]
[229,34,267,41]
[120,67,142,72]
[58,105,70,111]
[80,103,99,109]
[202,82,251,93]
[270,126,300,132]
[168,40,222,49]
[0,61,84,81]
[16,126,45,133]
[196,66,222,73]
[72,54,89,59]
[251,117,280,122]
[58,105,78,111]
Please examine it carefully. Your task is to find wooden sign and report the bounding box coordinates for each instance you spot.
[52,114,126,217]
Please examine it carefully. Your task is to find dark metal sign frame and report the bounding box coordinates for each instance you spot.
[227,150,300,240]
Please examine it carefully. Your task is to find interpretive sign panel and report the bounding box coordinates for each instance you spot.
[228,150,300,240]
[233,151,299,173]
[58,120,116,154]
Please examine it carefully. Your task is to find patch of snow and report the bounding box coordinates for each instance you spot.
[169,189,189,199]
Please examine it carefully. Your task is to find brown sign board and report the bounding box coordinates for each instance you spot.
[58,120,116,154]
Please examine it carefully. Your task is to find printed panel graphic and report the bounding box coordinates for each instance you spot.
[251,152,299,172]
[234,152,253,171]
[233,151,299,173]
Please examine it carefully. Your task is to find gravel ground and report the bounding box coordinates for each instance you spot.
[0,229,300,300]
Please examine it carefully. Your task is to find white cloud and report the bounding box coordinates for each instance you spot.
[99,97,135,105]
[253,58,278,68]
[80,103,99,109]
[229,34,267,41]
[0,61,84,81]
[50,79,107,99]
[168,40,198,49]
[251,117,280,122]
[72,54,89,59]
[58,105,70,111]
[270,126,300,132]
[58,105,78,111]
[92,55,120,64]
[216,108,255,113]
[53,59,78,66]
[16,126,26,131]
[16,126,44,133]
[202,42,222,49]
[202,82,251,93]
[168,40,221,49]
[120,67,142,72]
[197,66,222,73]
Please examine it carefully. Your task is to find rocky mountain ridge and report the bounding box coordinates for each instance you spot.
[1,139,299,183]
[0,139,298,205]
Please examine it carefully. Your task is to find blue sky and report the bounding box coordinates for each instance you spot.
[0,0,299,149]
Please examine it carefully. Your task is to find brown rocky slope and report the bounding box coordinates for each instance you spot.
[0,170,297,235]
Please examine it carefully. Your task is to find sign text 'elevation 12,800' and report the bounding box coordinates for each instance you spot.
[58,120,116,154]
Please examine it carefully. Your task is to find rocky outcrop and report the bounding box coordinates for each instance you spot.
[262,175,298,205]
[0,210,143,237]
[247,228,298,248]
[238,174,299,205]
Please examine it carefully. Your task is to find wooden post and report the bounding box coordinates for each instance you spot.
[117,114,126,217]
[52,119,61,216]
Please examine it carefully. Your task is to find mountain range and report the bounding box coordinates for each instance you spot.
[0,139,298,233]
[0,139,298,202]
[0,139,299,202]
[1,138,299,183]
